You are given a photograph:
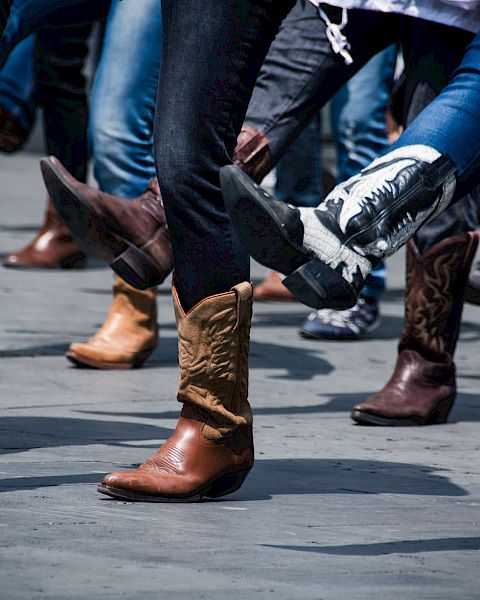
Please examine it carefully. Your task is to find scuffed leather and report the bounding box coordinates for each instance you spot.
[233,125,272,183]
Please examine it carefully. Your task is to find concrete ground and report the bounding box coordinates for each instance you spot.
[1,153,480,600]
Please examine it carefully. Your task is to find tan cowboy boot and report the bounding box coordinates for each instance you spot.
[352,233,478,426]
[3,197,86,269]
[67,275,158,370]
[98,282,254,502]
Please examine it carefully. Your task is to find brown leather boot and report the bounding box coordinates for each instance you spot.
[67,275,158,370]
[254,271,296,302]
[0,105,28,153]
[40,156,173,289]
[351,233,478,426]
[233,125,272,183]
[98,282,254,502]
[3,197,86,269]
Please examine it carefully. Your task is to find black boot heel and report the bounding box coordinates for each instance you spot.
[206,469,250,499]
[284,260,357,309]
[111,243,165,290]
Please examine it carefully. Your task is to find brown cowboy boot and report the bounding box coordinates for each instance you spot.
[352,233,478,426]
[40,157,173,289]
[67,275,158,370]
[98,282,254,502]
[3,197,86,269]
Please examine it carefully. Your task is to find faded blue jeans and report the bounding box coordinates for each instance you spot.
[90,0,162,198]
[0,33,35,135]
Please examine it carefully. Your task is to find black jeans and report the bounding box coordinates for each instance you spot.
[35,25,91,182]
[245,2,478,253]
[154,0,296,309]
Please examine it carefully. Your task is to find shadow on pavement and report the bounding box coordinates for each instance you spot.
[261,536,480,555]
[0,416,173,456]
[0,456,467,498]
[79,390,480,420]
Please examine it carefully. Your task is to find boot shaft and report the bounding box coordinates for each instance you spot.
[400,232,478,357]
[174,282,253,440]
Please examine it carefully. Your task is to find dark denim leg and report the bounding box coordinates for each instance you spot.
[245,4,399,168]
[154,0,295,310]
[35,25,90,182]
[400,20,478,252]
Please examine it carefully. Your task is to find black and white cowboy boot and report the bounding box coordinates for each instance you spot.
[221,145,456,309]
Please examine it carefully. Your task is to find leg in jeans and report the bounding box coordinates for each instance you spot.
[240,4,399,178]
[155,0,297,310]
[90,0,161,198]
[67,0,164,371]
[0,34,36,150]
[3,24,91,270]
[396,32,480,203]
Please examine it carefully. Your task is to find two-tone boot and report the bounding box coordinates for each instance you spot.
[351,233,478,426]
[67,275,158,370]
[98,282,254,502]
[221,145,457,310]
[40,157,173,290]
[3,197,86,269]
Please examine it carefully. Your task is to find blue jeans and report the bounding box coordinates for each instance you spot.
[397,31,480,206]
[90,0,161,198]
[0,33,35,135]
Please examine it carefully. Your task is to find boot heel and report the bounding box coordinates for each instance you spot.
[111,244,164,290]
[206,469,250,499]
[284,260,357,309]
[60,251,87,269]
[427,394,455,425]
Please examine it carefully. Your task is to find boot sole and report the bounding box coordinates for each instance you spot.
[97,466,251,503]
[351,395,455,426]
[221,165,357,309]
[2,252,87,270]
[41,157,167,290]
[66,348,153,370]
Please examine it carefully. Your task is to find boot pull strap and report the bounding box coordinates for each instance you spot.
[233,282,253,329]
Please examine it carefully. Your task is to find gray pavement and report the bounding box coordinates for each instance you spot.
[1,152,480,600]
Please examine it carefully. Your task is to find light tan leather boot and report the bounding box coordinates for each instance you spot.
[98,282,254,502]
[67,275,158,370]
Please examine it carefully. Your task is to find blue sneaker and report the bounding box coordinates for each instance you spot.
[299,297,381,340]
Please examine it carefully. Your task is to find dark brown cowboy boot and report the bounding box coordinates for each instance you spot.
[98,282,254,502]
[40,156,173,289]
[352,233,478,426]
[3,197,86,269]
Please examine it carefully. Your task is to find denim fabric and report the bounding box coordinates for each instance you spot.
[155,0,296,310]
[396,31,480,208]
[275,114,324,207]
[0,33,35,135]
[35,25,91,181]
[90,0,161,198]
[331,46,397,182]
[0,0,109,69]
